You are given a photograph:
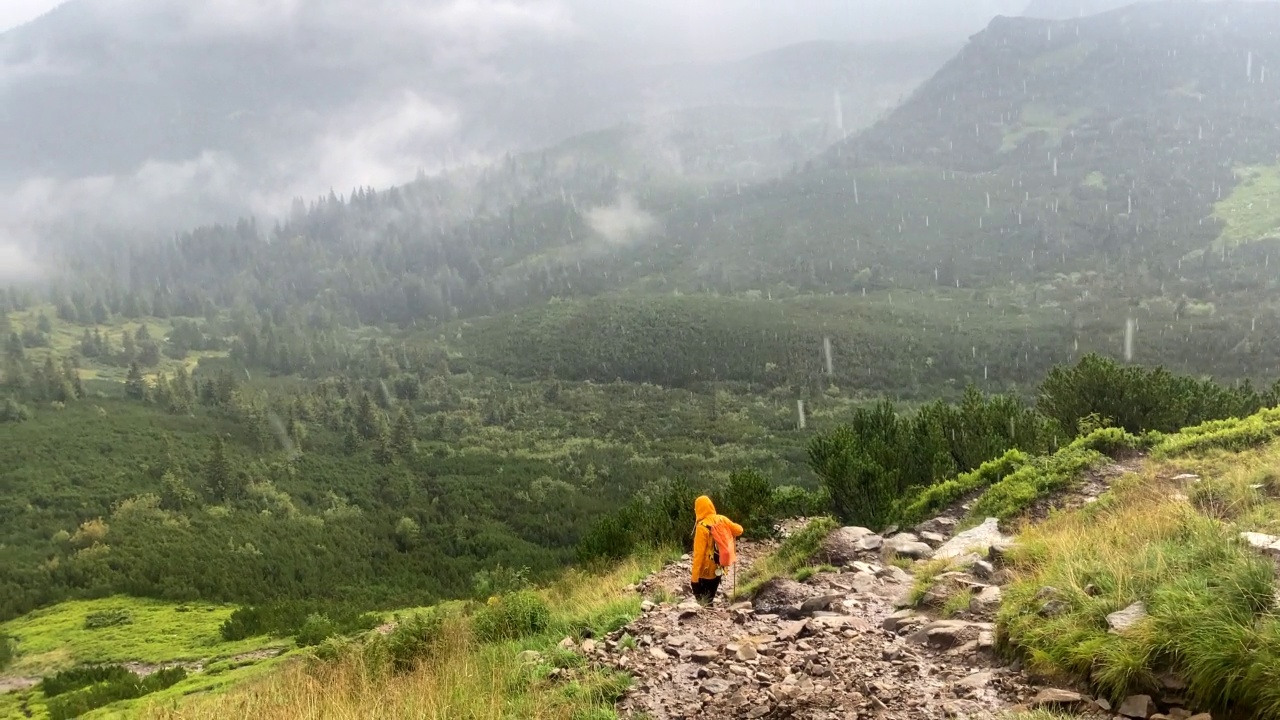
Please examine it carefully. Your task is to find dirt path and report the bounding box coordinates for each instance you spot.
[601,523,1052,719]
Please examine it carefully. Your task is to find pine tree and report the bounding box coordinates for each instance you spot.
[124,362,148,401]
[355,392,382,440]
[391,407,417,457]
[342,422,362,455]
[120,330,137,364]
[204,436,237,502]
[373,423,395,465]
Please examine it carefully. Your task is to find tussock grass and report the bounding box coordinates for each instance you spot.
[732,517,839,600]
[905,558,953,608]
[140,553,670,720]
[998,456,1280,716]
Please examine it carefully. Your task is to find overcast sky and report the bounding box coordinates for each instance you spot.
[0,0,57,32]
[2,1,1030,56]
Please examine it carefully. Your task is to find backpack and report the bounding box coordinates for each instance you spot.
[701,519,737,570]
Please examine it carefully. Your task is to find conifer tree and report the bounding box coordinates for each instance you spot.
[204,436,238,502]
[391,407,417,457]
[124,362,148,401]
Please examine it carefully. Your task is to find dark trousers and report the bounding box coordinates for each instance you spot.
[692,576,722,605]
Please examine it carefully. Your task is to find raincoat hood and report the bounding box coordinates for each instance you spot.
[694,495,716,522]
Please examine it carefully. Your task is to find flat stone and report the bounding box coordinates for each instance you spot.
[1030,688,1086,707]
[906,620,973,649]
[776,619,810,642]
[798,594,843,614]
[1118,694,1158,718]
[1108,602,1148,634]
[650,646,671,661]
[558,636,576,650]
[1240,531,1280,556]
[823,526,877,563]
[702,677,734,695]
[935,518,1013,561]
[640,600,656,612]
[954,671,993,689]
[882,609,918,633]
[581,639,596,653]
[920,531,947,545]
[690,650,719,664]
[735,644,758,661]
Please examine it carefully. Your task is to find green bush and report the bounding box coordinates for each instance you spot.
[1039,354,1272,437]
[40,665,136,697]
[578,477,703,561]
[472,590,551,643]
[295,613,339,647]
[770,485,824,518]
[1155,407,1280,458]
[220,601,380,642]
[384,611,446,673]
[0,633,13,670]
[716,469,777,539]
[967,428,1143,520]
[44,666,187,720]
[896,449,1030,526]
[84,608,133,629]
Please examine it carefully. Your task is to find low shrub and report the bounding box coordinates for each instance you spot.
[716,469,777,539]
[896,450,1030,526]
[221,600,380,642]
[44,666,186,720]
[1155,407,1280,458]
[384,611,447,673]
[84,608,133,629]
[0,633,13,670]
[967,428,1142,520]
[472,590,551,643]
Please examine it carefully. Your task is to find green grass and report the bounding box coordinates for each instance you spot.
[0,597,288,677]
[1082,171,1107,189]
[1213,164,1280,249]
[997,448,1280,716]
[733,517,839,600]
[905,558,953,608]
[791,565,839,583]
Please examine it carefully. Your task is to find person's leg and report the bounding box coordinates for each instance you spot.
[692,577,721,606]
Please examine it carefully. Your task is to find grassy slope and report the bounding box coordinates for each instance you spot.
[137,552,674,720]
[998,408,1280,718]
[1214,164,1280,250]
[0,597,291,720]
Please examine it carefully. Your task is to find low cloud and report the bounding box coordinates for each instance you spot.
[0,241,43,282]
[586,194,657,246]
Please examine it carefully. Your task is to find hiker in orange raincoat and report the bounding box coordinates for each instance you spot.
[691,495,744,605]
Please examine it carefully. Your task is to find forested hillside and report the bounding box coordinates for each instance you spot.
[9,5,1280,716]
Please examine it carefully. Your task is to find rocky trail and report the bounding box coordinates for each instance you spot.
[574,457,1215,720]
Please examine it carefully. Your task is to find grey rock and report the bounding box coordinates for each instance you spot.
[776,619,810,642]
[650,646,671,661]
[1108,602,1148,634]
[971,585,1003,611]
[954,671,993,690]
[1030,688,1086,707]
[640,600,656,612]
[885,533,935,559]
[970,560,997,580]
[1118,694,1158,718]
[1241,531,1280,556]
[517,650,543,664]
[920,531,947,545]
[858,534,884,551]
[581,639,597,654]
[798,594,843,615]
[823,526,876,563]
[906,620,972,649]
[702,677,734,695]
[935,518,1012,561]
[690,649,719,664]
[882,609,918,633]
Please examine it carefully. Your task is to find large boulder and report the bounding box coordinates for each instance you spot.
[822,526,877,564]
[934,518,1013,561]
[885,533,934,559]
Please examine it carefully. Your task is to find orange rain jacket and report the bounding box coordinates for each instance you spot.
[691,495,744,583]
